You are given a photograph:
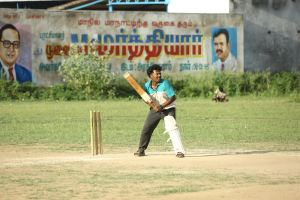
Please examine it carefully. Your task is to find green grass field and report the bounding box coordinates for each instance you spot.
[1,97,300,200]
[0,97,299,153]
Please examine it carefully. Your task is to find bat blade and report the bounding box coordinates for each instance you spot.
[123,72,151,103]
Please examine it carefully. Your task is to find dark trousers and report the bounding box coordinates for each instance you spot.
[138,108,176,152]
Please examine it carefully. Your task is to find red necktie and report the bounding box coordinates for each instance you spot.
[8,68,14,81]
[221,63,224,72]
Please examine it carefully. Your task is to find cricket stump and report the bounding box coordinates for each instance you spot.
[90,111,103,155]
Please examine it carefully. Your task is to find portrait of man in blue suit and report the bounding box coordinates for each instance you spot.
[0,24,32,83]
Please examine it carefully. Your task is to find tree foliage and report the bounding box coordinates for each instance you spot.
[58,46,113,99]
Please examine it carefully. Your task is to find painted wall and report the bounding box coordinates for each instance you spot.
[230,0,300,72]
[0,9,243,85]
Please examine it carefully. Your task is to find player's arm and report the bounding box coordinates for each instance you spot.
[150,95,176,112]
[156,80,176,111]
[160,95,176,110]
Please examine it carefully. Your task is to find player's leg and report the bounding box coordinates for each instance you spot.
[135,109,161,156]
[163,112,185,158]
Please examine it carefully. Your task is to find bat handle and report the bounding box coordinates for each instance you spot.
[148,101,161,112]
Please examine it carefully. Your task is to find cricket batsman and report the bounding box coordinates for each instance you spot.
[133,64,185,158]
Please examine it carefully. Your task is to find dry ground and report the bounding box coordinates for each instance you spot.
[0,146,299,200]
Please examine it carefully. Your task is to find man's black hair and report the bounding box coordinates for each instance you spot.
[0,24,20,40]
[213,28,229,44]
[147,64,162,77]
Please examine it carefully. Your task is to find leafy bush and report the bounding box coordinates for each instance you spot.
[58,45,114,99]
[168,71,299,98]
[0,71,299,101]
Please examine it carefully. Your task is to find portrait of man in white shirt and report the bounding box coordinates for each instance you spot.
[212,28,238,72]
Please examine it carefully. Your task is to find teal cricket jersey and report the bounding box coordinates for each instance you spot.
[144,79,176,109]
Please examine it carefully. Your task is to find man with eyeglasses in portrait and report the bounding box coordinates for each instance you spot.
[0,24,32,83]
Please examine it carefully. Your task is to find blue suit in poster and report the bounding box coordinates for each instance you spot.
[0,62,32,83]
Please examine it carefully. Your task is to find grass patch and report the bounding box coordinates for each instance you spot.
[0,97,299,152]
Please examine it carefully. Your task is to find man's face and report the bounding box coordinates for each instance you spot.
[214,33,230,62]
[150,70,161,83]
[0,28,20,67]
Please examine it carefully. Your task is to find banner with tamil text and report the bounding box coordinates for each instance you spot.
[0,9,243,85]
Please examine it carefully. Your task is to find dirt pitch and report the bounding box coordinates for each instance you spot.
[0,146,299,200]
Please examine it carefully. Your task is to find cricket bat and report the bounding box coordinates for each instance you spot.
[123,72,159,108]
[123,72,152,103]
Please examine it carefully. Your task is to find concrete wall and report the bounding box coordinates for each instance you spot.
[230,0,300,72]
